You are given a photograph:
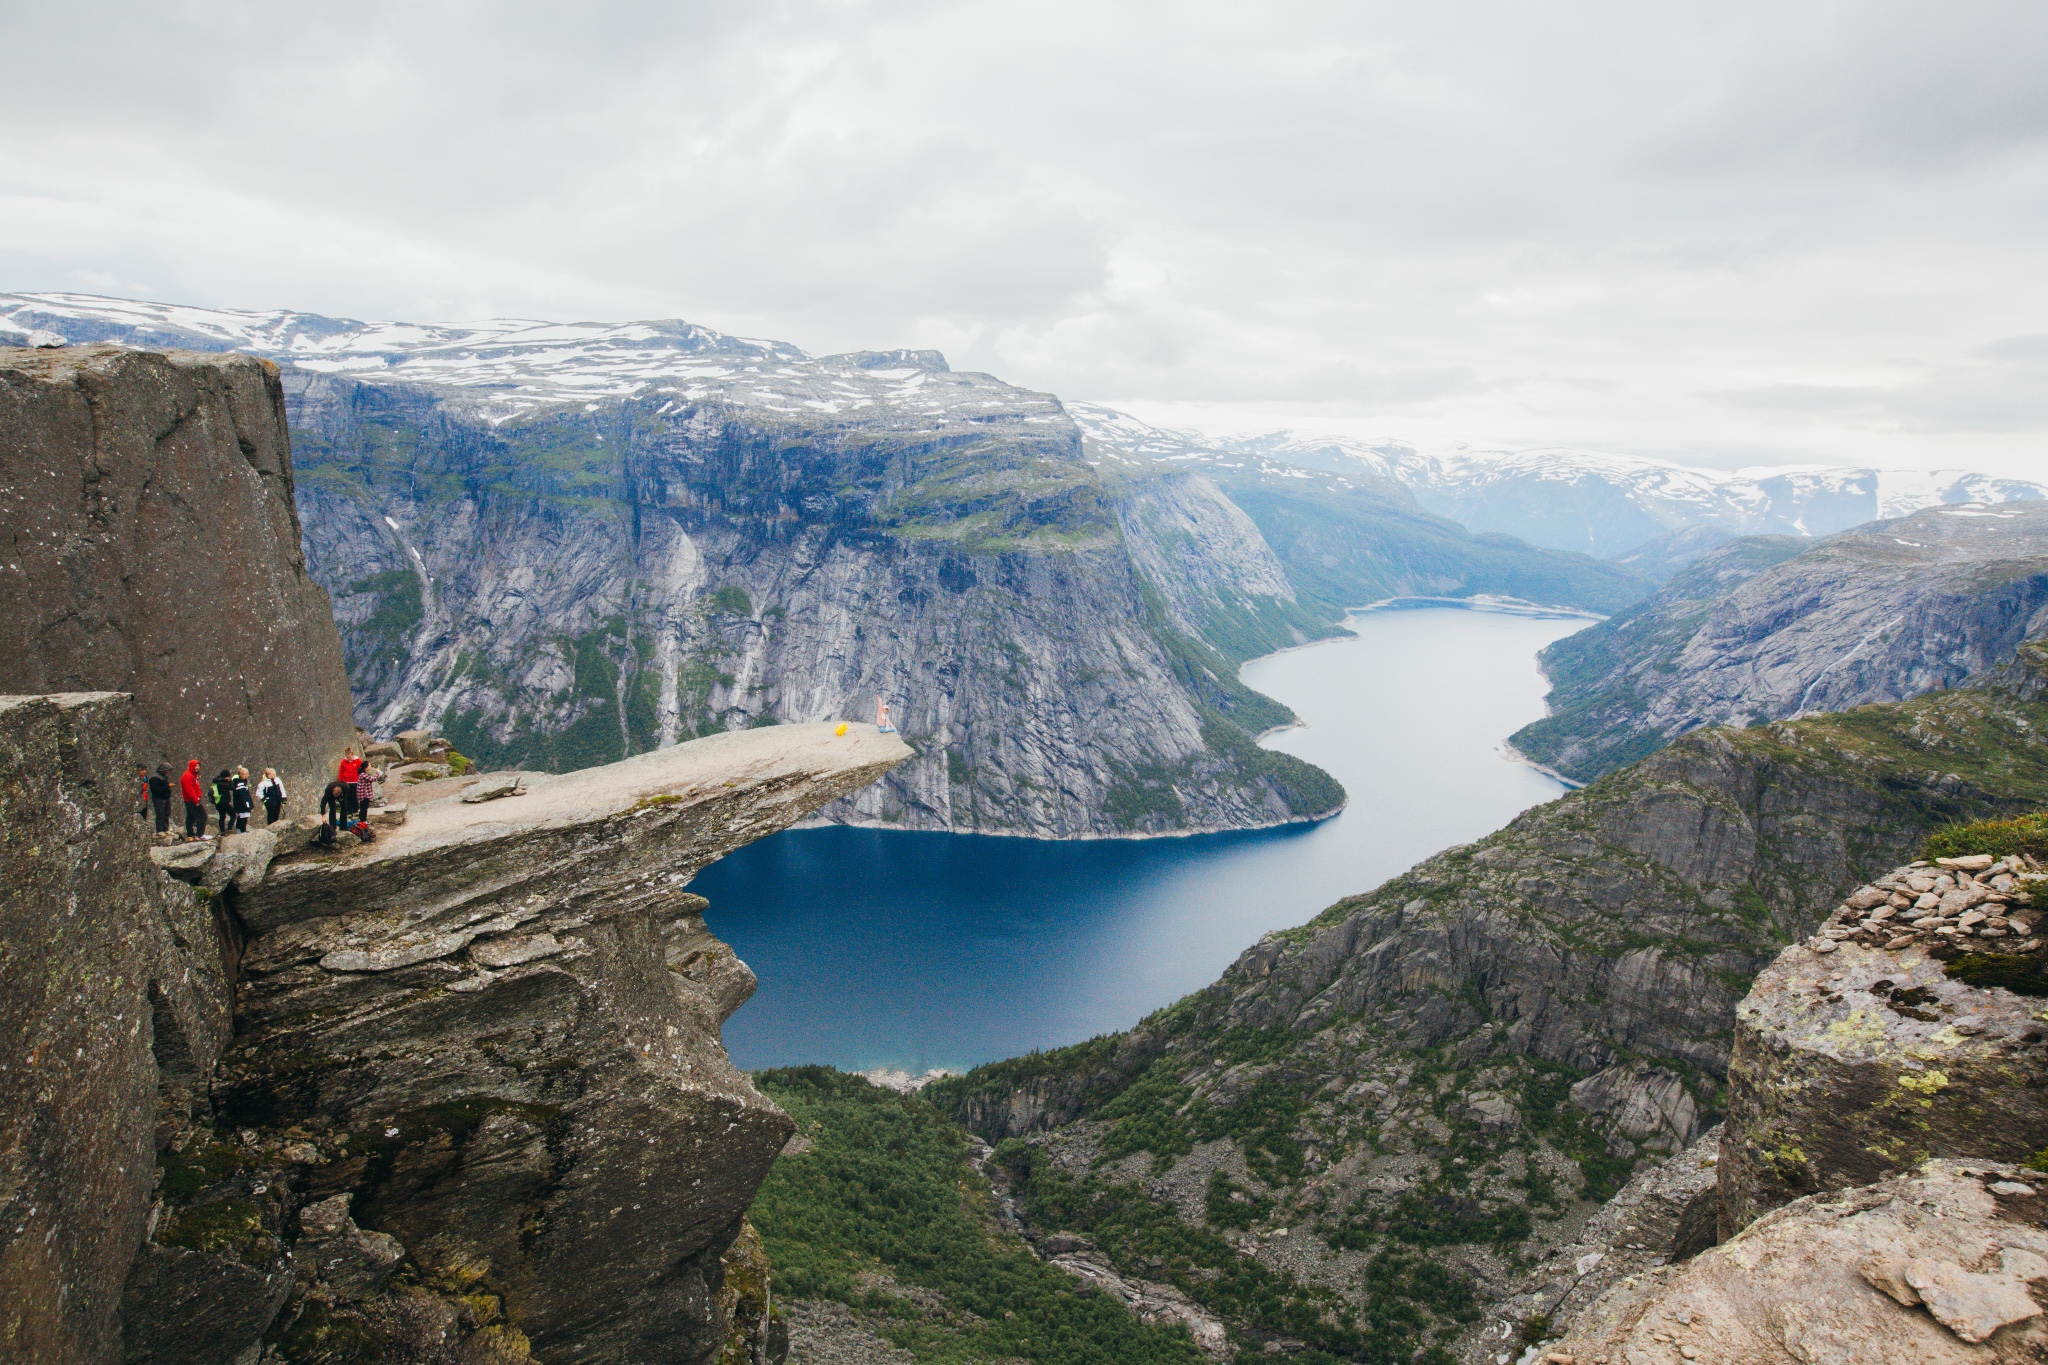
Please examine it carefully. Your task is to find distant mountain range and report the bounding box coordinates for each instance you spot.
[1070,404,2048,566]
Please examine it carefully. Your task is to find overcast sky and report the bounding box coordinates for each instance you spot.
[5,2,2045,475]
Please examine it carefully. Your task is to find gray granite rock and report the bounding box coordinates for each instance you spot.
[0,345,355,807]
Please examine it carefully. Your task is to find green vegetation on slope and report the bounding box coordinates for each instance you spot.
[1923,810,2048,862]
[749,1068,1205,1365]
[925,648,2048,1359]
[996,1142,1471,1365]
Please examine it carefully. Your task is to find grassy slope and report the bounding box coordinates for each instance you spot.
[749,1068,1207,1365]
[750,1067,1470,1365]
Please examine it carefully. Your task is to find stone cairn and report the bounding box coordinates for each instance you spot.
[1815,854,2046,959]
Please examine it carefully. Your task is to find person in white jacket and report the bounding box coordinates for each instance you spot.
[257,768,288,825]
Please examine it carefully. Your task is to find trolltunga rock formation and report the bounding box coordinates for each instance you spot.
[137,723,909,1365]
[2,685,905,1365]
[0,344,355,804]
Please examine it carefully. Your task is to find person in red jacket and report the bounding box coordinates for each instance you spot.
[179,759,207,839]
[337,747,364,821]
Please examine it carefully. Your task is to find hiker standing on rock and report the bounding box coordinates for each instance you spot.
[180,759,206,839]
[338,747,364,822]
[148,764,172,835]
[231,767,254,833]
[258,768,287,825]
[355,763,380,817]
[211,769,235,836]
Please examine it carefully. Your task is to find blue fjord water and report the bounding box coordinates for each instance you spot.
[693,601,1593,1074]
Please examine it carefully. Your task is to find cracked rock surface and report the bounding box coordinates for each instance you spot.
[1554,1161,2048,1363]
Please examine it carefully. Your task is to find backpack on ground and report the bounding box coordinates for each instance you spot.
[350,819,376,844]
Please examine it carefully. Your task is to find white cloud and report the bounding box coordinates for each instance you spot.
[2,0,2045,476]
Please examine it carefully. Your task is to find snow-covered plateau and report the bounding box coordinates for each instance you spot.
[7,291,2037,564]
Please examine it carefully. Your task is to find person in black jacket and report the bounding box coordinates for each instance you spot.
[231,766,254,833]
[147,764,172,834]
[211,769,234,836]
[320,780,349,839]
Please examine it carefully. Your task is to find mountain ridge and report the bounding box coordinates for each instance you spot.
[5,291,1650,838]
[1512,501,2048,784]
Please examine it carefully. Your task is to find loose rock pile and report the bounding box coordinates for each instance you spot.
[1814,854,2045,958]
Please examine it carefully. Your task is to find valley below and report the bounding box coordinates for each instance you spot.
[700,602,1593,1073]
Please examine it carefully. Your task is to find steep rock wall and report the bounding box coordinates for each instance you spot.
[285,372,1339,838]
[0,693,234,1365]
[0,346,355,805]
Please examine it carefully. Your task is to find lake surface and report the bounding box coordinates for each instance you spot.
[693,602,1593,1074]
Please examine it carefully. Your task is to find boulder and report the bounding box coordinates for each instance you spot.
[202,828,279,895]
[149,841,216,883]
[270,813,325,859]
[460,772,527,803]
[1554,1161,2048,1362]
[1720,931,2048,1237]
[365,740,405,761]
[296,1194,405,1300]
[396,730,433,760]
[367,802,407,828]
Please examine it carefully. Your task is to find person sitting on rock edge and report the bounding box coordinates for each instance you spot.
[258,767,287,825]
[231,766,253,833]
[148,763,172,835]
[180,759,207,839]
[210,768,235,837]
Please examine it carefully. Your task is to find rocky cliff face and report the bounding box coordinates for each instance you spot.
[0,345,356,804]
[1513,502,2048,783]
[0,335,916,1364]
[282,365,1339,838]
[1720,852,2048,1237]
[1546,846,2048,1361]
[5,709,904,1365]
[930,644,2048,1362]
[0,693,234,1365]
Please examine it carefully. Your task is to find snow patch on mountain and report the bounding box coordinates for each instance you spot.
[0,293,993,426]
[1069,406,2047,559]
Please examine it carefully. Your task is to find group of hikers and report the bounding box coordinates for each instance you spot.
[139,746,385,843]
